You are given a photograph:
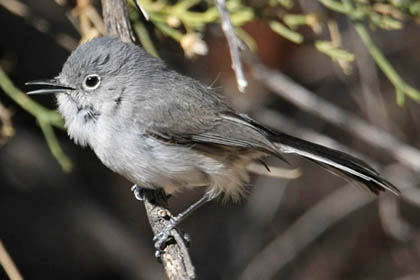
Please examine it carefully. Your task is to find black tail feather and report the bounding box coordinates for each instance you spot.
[231,114,399,195]
[268,132,400,195]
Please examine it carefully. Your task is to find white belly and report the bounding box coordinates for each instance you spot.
[93,128,262,201]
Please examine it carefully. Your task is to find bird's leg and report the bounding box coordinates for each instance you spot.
[153,190,217,257]
[131,185,217,258]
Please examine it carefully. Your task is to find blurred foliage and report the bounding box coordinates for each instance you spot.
[2,0,420,168]
[129,0,420,103]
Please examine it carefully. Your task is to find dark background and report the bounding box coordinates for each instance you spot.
[1,1,420,279]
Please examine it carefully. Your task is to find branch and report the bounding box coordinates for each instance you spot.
[143,197,196,279]
[101,0,136,43]
[101,1,196,279]
[216,0,248,93]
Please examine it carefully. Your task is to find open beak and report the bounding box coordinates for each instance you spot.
[25,79,75,95]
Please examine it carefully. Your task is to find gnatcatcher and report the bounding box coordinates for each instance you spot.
[26,36,399,255]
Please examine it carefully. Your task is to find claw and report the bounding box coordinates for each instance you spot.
[153,228,175,259]
[182,232,191,247]
[155,250,163,261]
[131,185,169,203]
[131,185,145,201]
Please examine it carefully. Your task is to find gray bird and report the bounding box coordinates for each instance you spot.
[26,36,399,255]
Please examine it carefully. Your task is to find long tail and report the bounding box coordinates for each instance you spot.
[267,131,399,195]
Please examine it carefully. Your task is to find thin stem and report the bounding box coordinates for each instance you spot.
[216,0,248,93]
[133,21,159,57]
[0,67,72,171]
[39,120,73,172]
[354,23,420,102]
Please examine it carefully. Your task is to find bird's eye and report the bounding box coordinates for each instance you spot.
[83,74,101,90]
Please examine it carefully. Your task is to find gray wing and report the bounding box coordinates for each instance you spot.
[134,74,280,156]
[145,108,281,156]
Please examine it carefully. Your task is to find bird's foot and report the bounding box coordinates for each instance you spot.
[152,217,191,259]
[153,217,178,259]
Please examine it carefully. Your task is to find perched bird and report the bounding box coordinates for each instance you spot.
[26,36,399,254]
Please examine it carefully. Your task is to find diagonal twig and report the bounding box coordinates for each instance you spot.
[216,0,248,93]
[0,240,23,280]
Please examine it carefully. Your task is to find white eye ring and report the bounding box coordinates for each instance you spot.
[83,74,101,90]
